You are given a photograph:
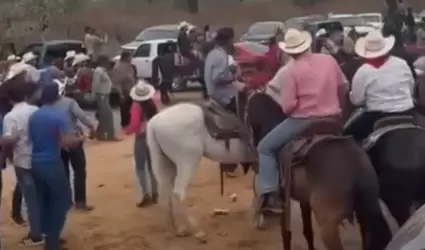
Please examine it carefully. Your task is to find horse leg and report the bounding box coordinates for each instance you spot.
[147,127,177,229]
[300,202,315,250]
[171,156,204,240]
[311,193,344,250]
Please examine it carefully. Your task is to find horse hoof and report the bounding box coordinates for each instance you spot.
[253,213,266,230]
[176,227,191,237]
[194,230,207,244]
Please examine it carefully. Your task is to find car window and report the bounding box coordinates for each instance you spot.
[134,44,151,57]
[135,29,178,41]
[44,43,85,66]
[157,42,177,56]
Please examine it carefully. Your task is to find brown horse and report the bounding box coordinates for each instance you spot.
[246,92,392,250]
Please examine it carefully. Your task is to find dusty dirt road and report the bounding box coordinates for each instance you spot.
[0,138,362,250]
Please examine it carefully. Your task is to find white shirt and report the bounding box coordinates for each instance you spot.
[3,102,38,169]
[350,56,414,112]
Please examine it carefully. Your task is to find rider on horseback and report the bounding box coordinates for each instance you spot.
[257,29,347,210]
[344,30,415,142]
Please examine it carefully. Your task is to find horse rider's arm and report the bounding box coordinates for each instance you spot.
[280,69,298,115]
[349,67,367,107]
[211,51,234,86]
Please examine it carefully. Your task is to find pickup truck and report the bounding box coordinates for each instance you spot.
[113,38,203,92]
[18,40,85,68]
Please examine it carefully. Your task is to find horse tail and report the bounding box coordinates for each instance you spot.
[146,119,176,209]
[352,145,392,250]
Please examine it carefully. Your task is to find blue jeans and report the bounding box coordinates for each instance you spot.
[15,167,42,238]
[257,117,315,196]
[11,183,23,219]
[134,133,157,198]
[32,160,72,250]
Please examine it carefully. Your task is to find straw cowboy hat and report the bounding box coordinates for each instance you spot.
[178,21,190,30]
[22,52,37,63]
[278,28,312,54]
[72,53,90,66]
[355,30,395,59]
[4,62,31,81]
[64,50,76,60]
[6,54,20,62]
[130,79,155,102]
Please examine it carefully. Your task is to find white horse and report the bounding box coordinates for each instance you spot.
[146,102,256,240]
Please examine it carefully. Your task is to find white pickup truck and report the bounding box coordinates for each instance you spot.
[113,38,177,80]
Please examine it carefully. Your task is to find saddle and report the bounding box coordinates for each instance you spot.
[278,118,347,189]
[280,118,346,168]
[202,100,252,151]
[363,115,419,150]
[173,53,190,67]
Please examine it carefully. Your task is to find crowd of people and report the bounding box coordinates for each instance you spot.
[0,0,424,247]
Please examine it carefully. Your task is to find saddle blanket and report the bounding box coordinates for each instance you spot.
[362,124,420,150]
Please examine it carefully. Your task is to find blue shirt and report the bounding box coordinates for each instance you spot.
[29,106,69,164]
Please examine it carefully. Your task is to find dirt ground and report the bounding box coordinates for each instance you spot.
[0,137,362,250]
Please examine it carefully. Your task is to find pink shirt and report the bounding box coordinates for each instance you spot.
[280,53,344,118]
[123,92,162,135]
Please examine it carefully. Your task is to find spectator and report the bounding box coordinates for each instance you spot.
[29,82,83,250]
[112,51,136,127]
[91,55,118,141]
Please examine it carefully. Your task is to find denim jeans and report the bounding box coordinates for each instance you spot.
[11,183,23,219]
[61,143,87,206]
[134,133,157,198]
[257,117,316,196]
[95,94,115,140]
[15,167,42,239]
[32,160,72,250]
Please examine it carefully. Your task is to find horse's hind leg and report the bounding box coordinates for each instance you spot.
[171,153,204,240]
[311,193,344,250]
[300,202,315,250]
[149,146,176,229]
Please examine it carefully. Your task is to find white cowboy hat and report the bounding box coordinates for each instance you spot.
[6,54,19,62]
[22,52,37,63]
[178,21,190,30]
[316,28,327,37]
[354,30,395,59]
[278,28,312,54]
[4,62,31,81]
[64,50,76,60]
[130,79,155,102]
[72,53,90,66]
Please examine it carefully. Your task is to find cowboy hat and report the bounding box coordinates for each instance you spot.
[354,30,395,59]
[6,54,19,62]
[4,62,32,81]
[72,53,90,66]
[64,50,76,60]
[22,52,37,63]
[130,79,155,102]
[278,28,312,54]
[178,21,190,30]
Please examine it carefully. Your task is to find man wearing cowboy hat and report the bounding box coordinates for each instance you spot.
[64,50,77,77]
[21,52,40,83]
[345,30,415,141]
[256,28,347,211]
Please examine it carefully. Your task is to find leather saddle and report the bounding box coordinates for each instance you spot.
[202,100,251,150]
[174,53,190,67]
[373,115,416,130]
[362,115,419,150]
[280,118,346,169]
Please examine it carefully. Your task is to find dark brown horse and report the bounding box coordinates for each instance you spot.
[246,92,392,250]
